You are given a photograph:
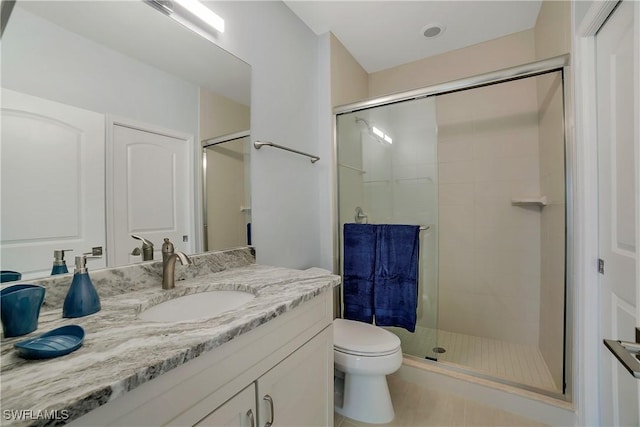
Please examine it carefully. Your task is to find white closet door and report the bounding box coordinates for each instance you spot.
[109,122,192,266]
[0,89,106,278]
[597,1,640,426]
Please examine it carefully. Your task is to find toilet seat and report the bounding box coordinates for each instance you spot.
[334,318,401,357]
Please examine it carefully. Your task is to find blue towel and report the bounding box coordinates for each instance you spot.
[373,224,420,332]
[343,223,376,323]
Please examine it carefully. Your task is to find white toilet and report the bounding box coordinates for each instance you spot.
[333,318,403,424]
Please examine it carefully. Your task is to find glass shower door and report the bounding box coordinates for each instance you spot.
[336,96,439,360]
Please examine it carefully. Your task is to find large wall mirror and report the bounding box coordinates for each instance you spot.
[0,1,251,279]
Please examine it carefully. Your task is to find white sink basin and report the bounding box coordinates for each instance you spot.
[138,290,256,322]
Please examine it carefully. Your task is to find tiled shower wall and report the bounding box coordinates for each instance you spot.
[436,78,543,347]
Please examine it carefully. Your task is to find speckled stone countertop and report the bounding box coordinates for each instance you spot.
[0,248,340,426]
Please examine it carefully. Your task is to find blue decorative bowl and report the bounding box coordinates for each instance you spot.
[14,325,84,359]
[0,284,45,337]
[0,271,22,283]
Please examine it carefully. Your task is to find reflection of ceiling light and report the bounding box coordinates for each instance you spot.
[356,117,393,145]
[146,0,225,35]
[175,0,225,33]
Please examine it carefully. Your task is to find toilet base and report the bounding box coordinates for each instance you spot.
[335,372,394,424]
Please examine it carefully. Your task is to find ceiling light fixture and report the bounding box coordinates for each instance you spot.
[421,23,445,39]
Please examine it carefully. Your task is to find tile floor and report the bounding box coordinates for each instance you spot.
[334,374,550,427]
[387,326,560,393]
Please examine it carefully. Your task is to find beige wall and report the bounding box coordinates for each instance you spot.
[368,29,535,98]
[534,0,571,391]
[534,0,572,60]
[199,88,250,140]
[330,34,368,107]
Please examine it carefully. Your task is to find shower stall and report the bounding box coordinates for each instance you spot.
[335,56,570,397]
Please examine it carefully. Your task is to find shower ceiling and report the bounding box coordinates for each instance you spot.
[284,1,543,73]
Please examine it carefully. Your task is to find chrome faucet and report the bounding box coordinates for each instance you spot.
[161,238,192,290]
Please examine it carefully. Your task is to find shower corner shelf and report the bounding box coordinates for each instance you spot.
[511,196,548,207]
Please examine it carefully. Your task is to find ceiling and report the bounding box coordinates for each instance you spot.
[284,1,543,73]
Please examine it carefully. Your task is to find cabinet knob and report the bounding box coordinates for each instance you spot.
[263,395,274,427]
[246,409,255,427]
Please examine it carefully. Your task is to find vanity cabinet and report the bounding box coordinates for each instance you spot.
[256,326,333,426]
[69,290,333,427]
[195,384,256,427]
[196,326,332,427]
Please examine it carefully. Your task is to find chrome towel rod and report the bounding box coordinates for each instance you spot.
[254,140,320,163]
[419,226,430,231]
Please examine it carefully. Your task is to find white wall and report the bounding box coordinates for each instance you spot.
[1,7,199,136]
[210,1,331,269]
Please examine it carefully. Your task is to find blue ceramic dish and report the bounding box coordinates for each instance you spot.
[0,284,45,337]
[0,270,22,283]
[14,325,85,359]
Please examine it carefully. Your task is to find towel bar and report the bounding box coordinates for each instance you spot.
[254,140,320,163]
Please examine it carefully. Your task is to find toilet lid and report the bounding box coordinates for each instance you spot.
[334,318,401,356]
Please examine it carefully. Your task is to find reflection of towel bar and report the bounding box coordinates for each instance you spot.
[254,140,320,163]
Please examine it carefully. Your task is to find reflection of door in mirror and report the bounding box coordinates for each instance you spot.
[200,88,251,251]
[108,120,193,266]
[1,89,107,279]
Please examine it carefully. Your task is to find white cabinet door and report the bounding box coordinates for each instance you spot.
[597,1,640,426]
[256,327,333,427]
[108,121,193,266]
[0,89,106,278]
[195,384,256,427]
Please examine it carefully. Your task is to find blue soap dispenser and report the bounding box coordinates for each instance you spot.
[51,249,73,275]
[63,254,101,318]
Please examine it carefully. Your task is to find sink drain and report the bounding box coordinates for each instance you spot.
[432,347,446,354]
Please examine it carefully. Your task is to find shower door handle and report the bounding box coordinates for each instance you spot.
[603,337,640,379]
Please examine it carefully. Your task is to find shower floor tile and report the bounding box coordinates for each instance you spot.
[334,374,550,427]
[386,327,560,394]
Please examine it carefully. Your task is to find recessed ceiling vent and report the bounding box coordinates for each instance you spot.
[422,23,445,39]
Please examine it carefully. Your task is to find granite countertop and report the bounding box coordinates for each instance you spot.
[0,262,340,426]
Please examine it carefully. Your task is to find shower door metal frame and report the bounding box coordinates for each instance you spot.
[332,53,573,401]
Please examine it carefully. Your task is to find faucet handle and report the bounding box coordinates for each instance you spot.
[131,234,154,249]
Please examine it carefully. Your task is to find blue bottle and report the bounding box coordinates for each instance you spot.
[51,249,72,275]
[62,255,101,318]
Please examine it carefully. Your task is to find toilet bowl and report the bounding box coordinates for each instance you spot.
[333,318,403,424]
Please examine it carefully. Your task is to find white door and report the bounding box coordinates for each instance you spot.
[597,1,640,425]
[0,89,106,278]
[109,122,193,266]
